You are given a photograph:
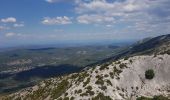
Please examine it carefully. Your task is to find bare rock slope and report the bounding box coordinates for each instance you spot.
[3,54,170,100]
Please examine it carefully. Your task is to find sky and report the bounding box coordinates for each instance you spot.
[0,0,170,47]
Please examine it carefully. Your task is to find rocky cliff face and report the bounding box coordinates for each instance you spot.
[3,54,170,100]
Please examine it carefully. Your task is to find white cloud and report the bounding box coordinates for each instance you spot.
[1,17,16,23]
[75,0,170,36]
[75,0,148,25]
[77,14,114,24]
[5,32,16,37]
[5,32,25,38]
[45,0,69,3]
[45,0,58,3]
[75,0,150,13]
[106,24,112,27]
[13,23,24,27]
[42,16,72,25]
[0,26,9,31]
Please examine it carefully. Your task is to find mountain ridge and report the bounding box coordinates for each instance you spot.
[2,34,170,100]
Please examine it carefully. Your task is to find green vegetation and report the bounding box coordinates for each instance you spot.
[80,85,95,96]
[104,74,109,77]
[99,63,110,70]
[95,70,98,73]
[124,56,129,60]
[77,72,89,83]
[161,50,170,55]
[95,75,104,86]
[100,86,107,91]
[137,95,170,100]
[86,90,95,96]
[51,80,69,99]
[70,73,79,79]
[83,77,90,87]
[114,67,122,75]
[70,97,75,100]
[80,92,88,96]
[129,59,133,63]
[2,96,22,100]
[64,92,68,96]
[145,69,155,79]
[21,85,49,100]
[29,87,46,99]
[119,63,127,69]
[85,86,94,96]
[116,86,120,90]
[86,85,92,90]
[77,89,82,94]
[92,93,112,100]
[63,97,69,100]
[106,80,112,86]
[109,72,114,78]
[153,95,170,100]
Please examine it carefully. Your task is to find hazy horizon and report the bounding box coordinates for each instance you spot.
[0,39,137,49]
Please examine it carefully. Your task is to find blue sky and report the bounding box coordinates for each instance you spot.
[0,0,170,47]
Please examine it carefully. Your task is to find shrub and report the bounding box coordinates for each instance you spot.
[114,67,122,75]
[85,85,94,96]
[80,92,88,96]
[51,80,69,99]
[153,95,169,100]
[95,70,98,73]
[116,86,120,90]
[92,93,112,100]
[137,96,152,100]
[137,95,169,100]
[109,72,114,78]
[106,80,112,86]
[136,86,139,90]
[77,89,82,94]
[119,63,127,69]
[99,63,109,70]
[86,86,92,90]
[74,90,77,94]
[95,79,104,86]
[95,75,104,86]
[70,97,75,100]
[63,97,69,100]
[64,92,68,96]
[86,90,95,96]
[100,86,107,91]
[145,69,155,79]
[83,77,90,87]
[77,72,89,82]
[129,59,133,63]
[104,74,109,77]
[124,56,128,60]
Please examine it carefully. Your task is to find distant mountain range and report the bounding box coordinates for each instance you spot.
[95,34,170,65]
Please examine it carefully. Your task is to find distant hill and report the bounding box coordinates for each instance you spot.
[127,34,170,55]
[96,34,170,65]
